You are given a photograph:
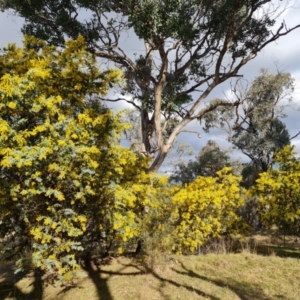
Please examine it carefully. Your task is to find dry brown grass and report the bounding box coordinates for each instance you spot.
[1,251,300,300]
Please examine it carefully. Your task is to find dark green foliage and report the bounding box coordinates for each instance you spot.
[233,118,290,172]
[170,140,230,184]
[240,163,259,189]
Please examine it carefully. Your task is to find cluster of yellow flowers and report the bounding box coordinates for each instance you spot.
[0,36,126,281]
[254,145,300,234]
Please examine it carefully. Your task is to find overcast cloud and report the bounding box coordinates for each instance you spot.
[0,2,299,172]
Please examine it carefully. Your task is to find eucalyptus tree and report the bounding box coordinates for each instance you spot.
[170,140,231,184]
[202,70,294,174]
[2,0,299,172]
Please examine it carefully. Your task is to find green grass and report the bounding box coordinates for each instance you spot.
[256,245,300,259]
[1,229,300,300]
[1,252,300,300]
[250,229,300,259]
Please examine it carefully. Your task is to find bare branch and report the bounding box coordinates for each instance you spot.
[193,101,239,121]
[95,96,141,110]
[290,131,300,141]
[179,130,201,138]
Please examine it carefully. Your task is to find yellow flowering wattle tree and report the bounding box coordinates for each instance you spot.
[170,167,244,253]
[254,145,300,235]
[140,167,244,254]
[0,36,151,281]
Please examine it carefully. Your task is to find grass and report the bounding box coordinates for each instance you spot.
[250,229,300,259]
[1,251,300,300]
[1,229,300,300]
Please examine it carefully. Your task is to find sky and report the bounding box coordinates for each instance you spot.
[0,2,300,172]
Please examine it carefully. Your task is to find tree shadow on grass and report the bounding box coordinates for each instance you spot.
[0,264,44,300]
[62,255,146,300]
[1,256,146,300]
[172,262,289,300]
[76,256,114,300]
[119,260,221,300]
[256,245,300,259]
[3,254,289,300]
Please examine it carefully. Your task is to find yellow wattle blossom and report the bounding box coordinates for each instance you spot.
[7,101,17,109]
[254,145,300,235]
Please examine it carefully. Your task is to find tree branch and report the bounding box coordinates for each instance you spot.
[290,131,300,141]
[178,130,201,138]
[95,96,141,110]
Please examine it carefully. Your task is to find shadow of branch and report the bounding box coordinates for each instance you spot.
[173,262,283,300]
[119,260,221,300]
[76,256,146,300]
[0,265,44,300]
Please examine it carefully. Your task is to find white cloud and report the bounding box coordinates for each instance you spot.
[0,11,24,47]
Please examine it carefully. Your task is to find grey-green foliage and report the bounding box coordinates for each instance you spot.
[202,70,294,173]
[170,140,230,184]
[234,118,290,172]
[2,0,299,172]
